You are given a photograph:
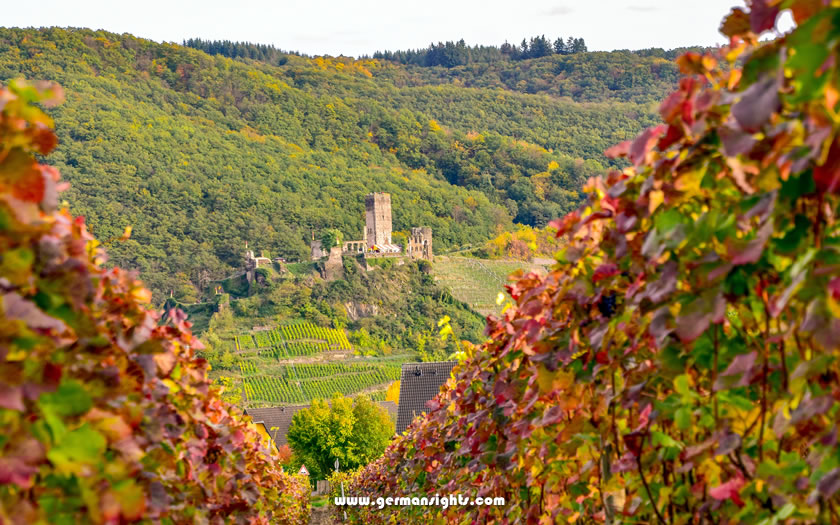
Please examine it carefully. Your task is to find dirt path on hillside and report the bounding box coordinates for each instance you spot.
[309,505,338,525]
[272,351,358,365]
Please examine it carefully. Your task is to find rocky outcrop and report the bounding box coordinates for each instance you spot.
[344,301,378,321]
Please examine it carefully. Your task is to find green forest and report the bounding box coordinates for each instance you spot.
[0,27,681,302]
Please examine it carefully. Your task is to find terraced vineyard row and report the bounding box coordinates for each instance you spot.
[231,321,353,358]
[276,362,402,380]
[242,366,401,405]
[239,360,259,377]
[279,323,352,349]
[272,341,331,358]
[234,334,256,351]
[369,391,386,402]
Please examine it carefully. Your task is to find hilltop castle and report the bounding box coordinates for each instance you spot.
[311,192,432,262]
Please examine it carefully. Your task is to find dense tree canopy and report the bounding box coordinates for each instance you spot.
[369,35,588,68]
[183,38,302,65]
[287,395,394,481]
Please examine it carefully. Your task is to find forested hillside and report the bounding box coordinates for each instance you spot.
[0,27,677,300]
[370,50,683,104]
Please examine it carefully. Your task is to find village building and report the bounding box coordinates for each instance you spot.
[249,420,278,452]
[395,361,456,434]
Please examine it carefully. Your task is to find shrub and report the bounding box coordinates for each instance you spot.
[0,80,308,523]
[320,229,344,250]
[344,3,840,523]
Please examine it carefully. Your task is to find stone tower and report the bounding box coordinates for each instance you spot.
[365,192,392,249]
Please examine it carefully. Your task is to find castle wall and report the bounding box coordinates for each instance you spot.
[323,246,345,281]
[310,193,431,265]
[343,240,366,254]
[245,249,272,282]
[310,240,325,260]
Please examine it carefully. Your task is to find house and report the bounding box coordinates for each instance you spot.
[245,405,308,448]
[245,400,398,448]
[395,361,456,434]
[250,420,278,452]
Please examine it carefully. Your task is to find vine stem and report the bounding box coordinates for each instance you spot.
[663,458,675,524]
[776,317,788,392]
[635,433,668,525]
[758,314,770,462]
[611,370,621,456]
[712,324,719,424]
[815,193,824,249]
[828,500,839,523]
[794,331,806,359]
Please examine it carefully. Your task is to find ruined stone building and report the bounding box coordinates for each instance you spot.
[406,227,433,260]
[311,192,433,262]
[244,248,271,282]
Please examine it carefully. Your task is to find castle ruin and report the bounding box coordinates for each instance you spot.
[245,247,272,282]
[312,192,433,262]
[406,227,433,260]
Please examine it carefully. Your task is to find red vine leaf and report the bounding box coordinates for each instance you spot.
[726,219,773,265]
[731,76,780,132]
[749,0,779,34]
[817,468,840,499]
[813,138,840,194]
[720,8,751,38]
[629,125,666,167]
[709,475,745,506]
[0,385,25,411]
[675,288,725,343]
[714,351,758,391]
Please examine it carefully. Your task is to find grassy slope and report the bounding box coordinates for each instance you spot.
[433,256,549,317]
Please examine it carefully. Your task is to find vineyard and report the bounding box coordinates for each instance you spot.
[225,321,407,406]
[368,391,386,401]
[433,257,548,316]
[232,321,353,358]
[240,362,402,405]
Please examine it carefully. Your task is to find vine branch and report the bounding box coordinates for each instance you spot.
[635,433,668,525]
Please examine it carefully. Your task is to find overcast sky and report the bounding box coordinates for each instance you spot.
[4,0,786,57]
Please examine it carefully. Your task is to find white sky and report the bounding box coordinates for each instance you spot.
[3,1,777,57]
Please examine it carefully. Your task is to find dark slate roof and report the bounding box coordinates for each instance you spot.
[245,405,308,447]
[396,361,456,434]
[245,400,399,448]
